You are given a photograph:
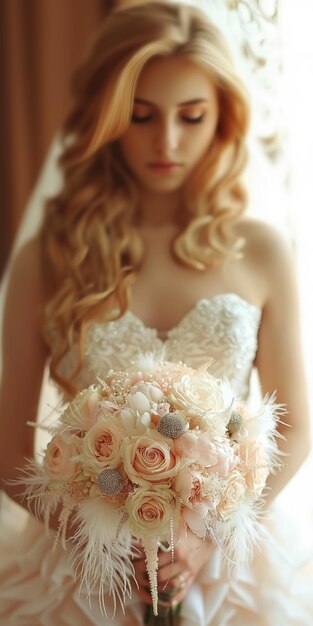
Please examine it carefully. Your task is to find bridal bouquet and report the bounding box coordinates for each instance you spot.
[20,357,282,618]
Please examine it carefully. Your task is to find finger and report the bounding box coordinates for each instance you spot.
[135,585,154,605]
[157,562,182,590]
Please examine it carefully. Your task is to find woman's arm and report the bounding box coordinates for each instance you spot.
[253,224,311,503]
[0,238,48,506]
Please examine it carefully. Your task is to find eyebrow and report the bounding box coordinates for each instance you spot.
[134,97,209,107]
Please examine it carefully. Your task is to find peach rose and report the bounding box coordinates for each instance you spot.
[44,433,82,481]
[123,430,180,485]
[240,439,269,495]
[125,485,175,540]
[82,419,123,476]
[217,472,246,519]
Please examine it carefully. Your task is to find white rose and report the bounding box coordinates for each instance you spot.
[171,374,229,415]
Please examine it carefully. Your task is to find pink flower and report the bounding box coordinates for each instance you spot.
[156,402,171,417]
[44,433,82,481]
[174,466,210,508]
[173,433,238,476]
[123,430,181,485]
[182,501,211,538]
[173,431,213,465]
[206,439,239,477]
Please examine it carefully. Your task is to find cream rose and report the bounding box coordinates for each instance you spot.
[44,433,82,481]
[217,472,246,519]
[82,419,123,476]
[125,485,175,540]
[123,430,180,485]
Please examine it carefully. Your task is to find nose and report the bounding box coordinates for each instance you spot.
[154,117,180,154]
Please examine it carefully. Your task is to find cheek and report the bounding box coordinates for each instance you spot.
[119,131,147,169]
[190,123,217,162]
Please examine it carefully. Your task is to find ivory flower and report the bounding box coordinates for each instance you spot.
[127,391,151,414]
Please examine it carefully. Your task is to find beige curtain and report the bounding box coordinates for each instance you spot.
[0,0,109,279]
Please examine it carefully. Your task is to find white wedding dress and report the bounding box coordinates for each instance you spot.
[1,293,313,625]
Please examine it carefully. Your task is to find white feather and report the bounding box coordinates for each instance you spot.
[208,499,266,573]
[71,498,136,616]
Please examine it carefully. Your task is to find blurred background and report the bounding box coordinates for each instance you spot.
[0,0,313,537]
[0,0,113,280]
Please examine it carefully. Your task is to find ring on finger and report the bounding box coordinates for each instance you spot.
[175,573,188,591]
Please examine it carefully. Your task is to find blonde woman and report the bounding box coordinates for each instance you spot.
[0,2,312,624]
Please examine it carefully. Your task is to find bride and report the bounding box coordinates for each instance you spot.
[0,2,312,624]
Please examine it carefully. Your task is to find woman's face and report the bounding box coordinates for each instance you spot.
[118,56,219,193]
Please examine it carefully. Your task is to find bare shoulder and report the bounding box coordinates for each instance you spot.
[2,236,47,357]
[235,217,295,303]
[236,216,292,259]
[5,237,44,304]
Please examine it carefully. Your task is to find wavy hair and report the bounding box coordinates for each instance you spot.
[40,1,250,394]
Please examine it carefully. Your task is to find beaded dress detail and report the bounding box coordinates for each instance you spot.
[59,293,261,400]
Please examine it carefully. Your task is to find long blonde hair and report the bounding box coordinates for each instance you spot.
[41,1,250,393]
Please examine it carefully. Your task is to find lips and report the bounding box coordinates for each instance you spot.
[147,161,182,173]
[148,161,179,167]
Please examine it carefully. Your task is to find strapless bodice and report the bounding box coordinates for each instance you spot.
[58,293,262,400]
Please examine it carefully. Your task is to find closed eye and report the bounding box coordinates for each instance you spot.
[183,115,205,124]
[131,114,205,124]
[131,114,153,123]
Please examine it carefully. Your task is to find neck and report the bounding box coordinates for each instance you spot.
[137,188,183,228]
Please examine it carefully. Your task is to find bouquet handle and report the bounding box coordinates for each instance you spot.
[144,602,182,626]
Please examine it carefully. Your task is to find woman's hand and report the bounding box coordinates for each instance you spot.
[133,529,213,608]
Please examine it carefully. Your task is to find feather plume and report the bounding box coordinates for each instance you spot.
[11,459,61,525]
[71,498,135,617]
[208,499,265,573]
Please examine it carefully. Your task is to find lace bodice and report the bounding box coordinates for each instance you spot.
[58,293,262,400]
